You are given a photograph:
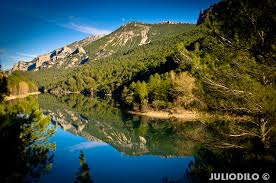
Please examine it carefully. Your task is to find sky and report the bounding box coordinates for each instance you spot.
[0,0,218,70]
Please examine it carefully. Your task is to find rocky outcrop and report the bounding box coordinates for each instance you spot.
[36,54,51,68]
[11,35,102,72]
[76,35,103,47]
[72,46,86,55]
[159,21,179,24]
[12,45,88,71]
[99,22,151,52]
[12,61,34,71]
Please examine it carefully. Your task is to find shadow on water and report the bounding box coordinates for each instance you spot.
[0,97,56,182]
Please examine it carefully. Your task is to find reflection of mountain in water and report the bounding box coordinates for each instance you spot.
[38,94,204,156]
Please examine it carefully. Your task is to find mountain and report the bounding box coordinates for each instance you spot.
[19,22,196,94]
[12,22,193,72]
[12,35,102,72]
[84,22,193,59]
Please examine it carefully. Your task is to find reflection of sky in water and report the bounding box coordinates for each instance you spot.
[39,127,194,183]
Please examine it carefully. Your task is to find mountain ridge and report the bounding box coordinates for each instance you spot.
[12,35,103,72]
[11,22,194,72]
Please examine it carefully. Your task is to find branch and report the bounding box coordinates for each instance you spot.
[264,127,273,137]
[219,36,232,46]
[204,77,253,96]
[216,142,245,149]
[229,133,249,137]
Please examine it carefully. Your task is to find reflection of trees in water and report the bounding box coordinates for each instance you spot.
[75,151,93,183]
[38,94,202,156]
[0,97,56,182]
[37,93,276,182]
[185,118,276,182]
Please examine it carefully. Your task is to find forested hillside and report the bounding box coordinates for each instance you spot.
[20,23,198,94]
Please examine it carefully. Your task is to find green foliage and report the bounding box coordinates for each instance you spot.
[122,71,197,109]
[201,0,276,65]
[0,97,56,182]
[7,71,37,95]
[0,72,9,101]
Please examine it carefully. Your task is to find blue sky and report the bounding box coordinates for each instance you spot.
[0,0,218,69]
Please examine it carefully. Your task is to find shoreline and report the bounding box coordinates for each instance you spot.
[4,92,41,101]
[129,109,251,122]
[129,109,201,121]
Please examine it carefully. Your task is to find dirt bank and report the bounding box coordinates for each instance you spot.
[4,92,41,101]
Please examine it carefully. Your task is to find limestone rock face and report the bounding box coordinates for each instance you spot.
[12,61,33,71]
[36,54,50,68]
[160,21,178,24]
[38,54,50,63]
[62,46,73,54]
[11,35,102,72]
[76,46,86,54]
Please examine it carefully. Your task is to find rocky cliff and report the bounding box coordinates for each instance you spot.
[12,35,102,72]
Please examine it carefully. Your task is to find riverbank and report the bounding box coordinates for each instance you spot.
[4,92,41,101]
[129,109,201,121]
[129,108,252,122]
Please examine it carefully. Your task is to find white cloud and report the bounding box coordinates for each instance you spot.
[67,22,111,35]
[8,55,20,59]
[16,52,37,58]
[66,141,108,152]
[36,15,111,35]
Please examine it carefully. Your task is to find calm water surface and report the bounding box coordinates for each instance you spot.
[38,127,193,183]
[2,94,274,183]
[37,94,195,183]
